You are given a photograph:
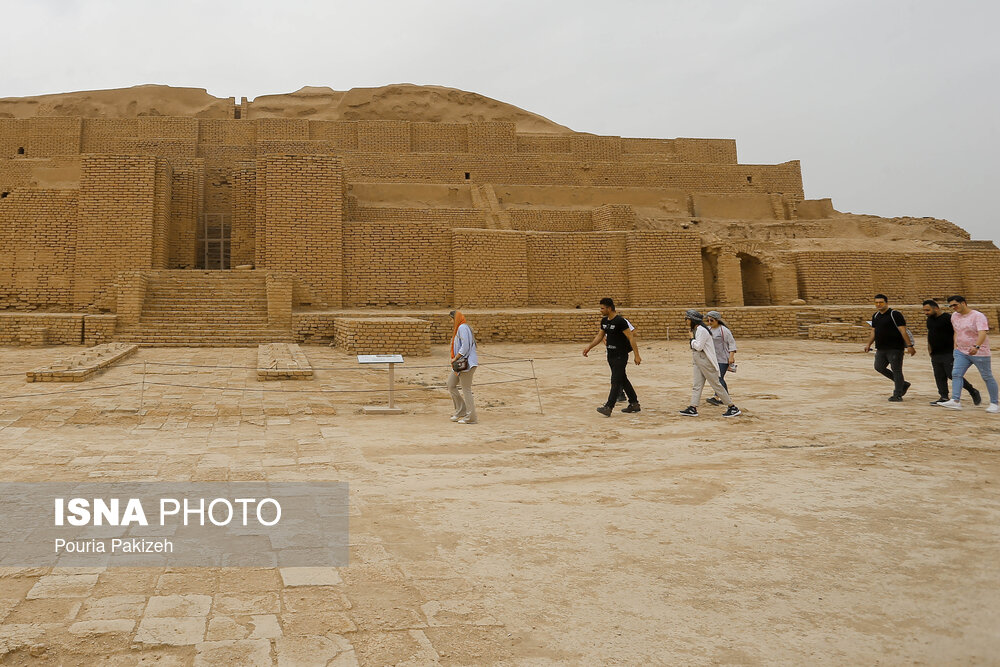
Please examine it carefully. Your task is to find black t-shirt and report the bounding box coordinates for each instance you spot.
[926,312,956,356]
[872,308,906,350]
[601,315,632,357]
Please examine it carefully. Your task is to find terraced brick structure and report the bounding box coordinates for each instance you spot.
[1,84,998,346]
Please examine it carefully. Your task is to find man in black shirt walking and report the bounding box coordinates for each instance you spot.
[863,294,915,401]
[923,299,980,405]
[583,297,641,416]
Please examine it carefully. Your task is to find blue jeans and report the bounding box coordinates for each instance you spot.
[718,363,730,392]
[952,351,999,404]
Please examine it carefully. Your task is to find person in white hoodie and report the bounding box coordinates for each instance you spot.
[679,309,742,417]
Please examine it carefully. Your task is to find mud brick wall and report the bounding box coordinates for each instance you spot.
[525,232,629,307]
[256,155,343,306]
[309,121,359,149]
[674,138,738,164]
[592,204,636,231]
[621,138,676,156]
[114,272,148,327]
[410,123,469,153]
[83,314,117,346]
[958,250,1000,302]
[342,222,452,307]
[452,229,528,307]
[507,209,593,232]
[795,250,989,305]
[333,317,431,355]
[468,122,517,154]
[517,134,572,154]
[626,231,704,306]
[255,119,309,141]
[868,252,969,303]
[231,161,257,266]
[357,121,411,153]
[0,313,83,344]
[199,119,256,146]
[794,252,873,304]
[808,323,873,343]
[266,273,293,328]
[0,190,78,309]
[340,154,804,194]
[168,158,204,269]
[352,206,487,227]
[571,135,622,160]
[73,156,169,309]
[0,118,82,157]
[256,140,336,155]
[152,161,171,269]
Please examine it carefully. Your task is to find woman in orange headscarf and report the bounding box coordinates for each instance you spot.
[448,310,479,424]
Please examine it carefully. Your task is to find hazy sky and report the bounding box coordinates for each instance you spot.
[4,0,997,243]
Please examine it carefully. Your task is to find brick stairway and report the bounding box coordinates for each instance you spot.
[115,272,295,346]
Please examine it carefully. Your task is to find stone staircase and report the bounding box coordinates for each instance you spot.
[115,272,295,346]
[795,311,829,338]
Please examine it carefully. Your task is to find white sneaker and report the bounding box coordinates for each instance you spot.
[987,404,999,414]
[457,417,478,424]
[939,399,962,410]
[450,415,462,422]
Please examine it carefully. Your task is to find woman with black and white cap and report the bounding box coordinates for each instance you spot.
[704,310,737,406]
[679,309,741,417]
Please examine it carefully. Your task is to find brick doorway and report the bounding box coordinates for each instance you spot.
[738,252,772,305]
[199,214,231,269]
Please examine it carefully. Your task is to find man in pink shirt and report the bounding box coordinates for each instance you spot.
[939,295,999,413]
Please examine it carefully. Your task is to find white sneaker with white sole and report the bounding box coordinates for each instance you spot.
[987,404,999,414]
[939,399,962,410]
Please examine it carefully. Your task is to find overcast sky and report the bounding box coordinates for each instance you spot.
[4,0,997,243]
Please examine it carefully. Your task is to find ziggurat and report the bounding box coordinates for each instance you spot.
[2,85,998,350]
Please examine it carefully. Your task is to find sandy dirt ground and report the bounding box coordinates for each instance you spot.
[0,339,997,665]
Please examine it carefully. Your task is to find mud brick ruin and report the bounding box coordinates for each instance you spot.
[2,84,998,351]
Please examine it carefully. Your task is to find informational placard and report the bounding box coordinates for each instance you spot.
[358,355,404,413]
[357,354,404,364]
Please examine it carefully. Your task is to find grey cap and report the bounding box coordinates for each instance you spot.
[684,309,704,322]
[706,310,727,326]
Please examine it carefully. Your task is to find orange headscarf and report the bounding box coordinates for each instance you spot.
[450,310,467,360]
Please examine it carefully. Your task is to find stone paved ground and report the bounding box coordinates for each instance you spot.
[0,340,998,665]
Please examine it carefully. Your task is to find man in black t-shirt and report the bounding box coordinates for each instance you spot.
[863,294,915,401]
[922,299,980,404]
[583,297,642,416]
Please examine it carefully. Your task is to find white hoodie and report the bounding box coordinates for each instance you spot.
[689,324,720,372]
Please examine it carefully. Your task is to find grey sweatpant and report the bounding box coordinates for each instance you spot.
[692,353,732,406]
[447,366,478,421]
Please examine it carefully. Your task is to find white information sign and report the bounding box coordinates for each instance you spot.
[357,354,404,364]
[357,354,405,414]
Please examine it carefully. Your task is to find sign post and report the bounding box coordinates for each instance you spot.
[358,354,404,415]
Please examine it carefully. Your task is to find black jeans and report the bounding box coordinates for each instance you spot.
[874,348,906,396]
[606,354,638,407]
[930,353,976,399]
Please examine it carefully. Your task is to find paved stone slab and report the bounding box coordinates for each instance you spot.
[193,638,272,666]
[145,594,212,618]
[25,574,99,599]
[279,567,342,587]
[78,594,148,620]
[134,616,206,646]
[249,613,282,639]
[68,619,136,636]
[275,634,356,667]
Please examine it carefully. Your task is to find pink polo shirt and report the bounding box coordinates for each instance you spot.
[952,309,991,356]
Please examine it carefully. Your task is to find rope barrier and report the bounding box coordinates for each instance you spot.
[0,381,142,400]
